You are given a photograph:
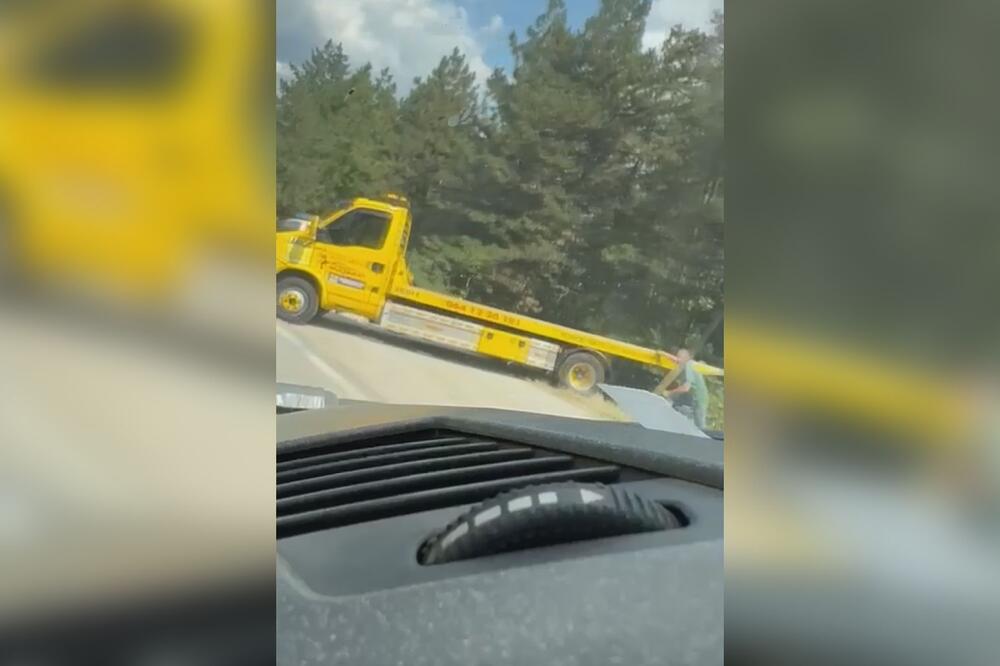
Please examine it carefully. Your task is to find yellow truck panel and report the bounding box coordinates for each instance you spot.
[390,283,722,378]
[477,328,531,365]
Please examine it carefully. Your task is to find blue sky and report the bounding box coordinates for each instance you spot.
[470,0,603,72]
[277,0,722,93]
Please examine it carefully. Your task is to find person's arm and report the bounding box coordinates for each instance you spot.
[667,364,697,395]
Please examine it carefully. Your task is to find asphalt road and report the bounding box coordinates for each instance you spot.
[0,303,272,618]
[276,314,618,421]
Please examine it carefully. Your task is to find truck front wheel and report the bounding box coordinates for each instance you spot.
[276,275,319,324]
[557,351,606,394]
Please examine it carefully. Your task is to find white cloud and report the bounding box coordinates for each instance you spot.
[481,14,504,36]
[299,0,492,93]
[642,0,723,50]
[276,61,293,94]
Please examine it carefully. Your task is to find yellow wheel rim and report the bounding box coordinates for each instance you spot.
[279,288,305,314]
[567,362,597,391]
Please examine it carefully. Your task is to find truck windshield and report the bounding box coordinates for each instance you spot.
[319,201,352,220]
[319,209,390,249]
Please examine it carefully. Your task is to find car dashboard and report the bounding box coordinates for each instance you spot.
[277,399,723,666]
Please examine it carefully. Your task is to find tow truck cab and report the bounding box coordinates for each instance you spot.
[276,195,411,322]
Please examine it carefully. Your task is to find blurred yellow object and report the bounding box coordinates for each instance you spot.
[725,316,997,582]
[0,0,272,303]
[0,1,275,631]
[727,316,974,447]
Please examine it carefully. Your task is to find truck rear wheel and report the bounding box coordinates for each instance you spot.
[276,275,319,324]
[557,351,606,394]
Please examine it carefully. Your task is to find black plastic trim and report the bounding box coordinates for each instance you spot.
[278,455,576,515]
[278,448,537,499]
[277,464,621,537]
[277,441,503,483]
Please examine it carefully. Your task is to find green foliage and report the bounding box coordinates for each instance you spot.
[277,0,724,373]
[706,378,725,431]
[277,41,401,213]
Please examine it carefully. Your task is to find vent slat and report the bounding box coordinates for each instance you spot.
[278,449,536,499]
[277,442,505,483]
[278,435,474,470]
[277,465,621,537]
[278,455,574,516]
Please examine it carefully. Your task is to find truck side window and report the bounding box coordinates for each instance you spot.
[318,209,391,249]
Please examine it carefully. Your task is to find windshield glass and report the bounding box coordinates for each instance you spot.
[276,0,724,432]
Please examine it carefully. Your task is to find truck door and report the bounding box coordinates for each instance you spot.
[313,207,397,319]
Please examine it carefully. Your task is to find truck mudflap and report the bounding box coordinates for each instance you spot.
[379,301,561,371]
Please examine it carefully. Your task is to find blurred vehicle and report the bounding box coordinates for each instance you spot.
[728,319,971,444]
[276,194,723,393]
[0,0,271,308]
[725,319,999,665]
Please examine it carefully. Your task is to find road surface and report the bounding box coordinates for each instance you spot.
[276,314,621,421]
[0,302,272,619]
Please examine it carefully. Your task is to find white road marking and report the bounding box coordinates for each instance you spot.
[507,496,533,512]
[474,505,502,526]
[538,491,558,505]
[580,488,604,504]
[276,324,367,398]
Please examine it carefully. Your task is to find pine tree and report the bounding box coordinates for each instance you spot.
[277,41,399,214]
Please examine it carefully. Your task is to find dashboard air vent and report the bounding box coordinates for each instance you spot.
[277,430,621,537]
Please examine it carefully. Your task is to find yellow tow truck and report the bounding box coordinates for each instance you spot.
[276,194,723,392]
